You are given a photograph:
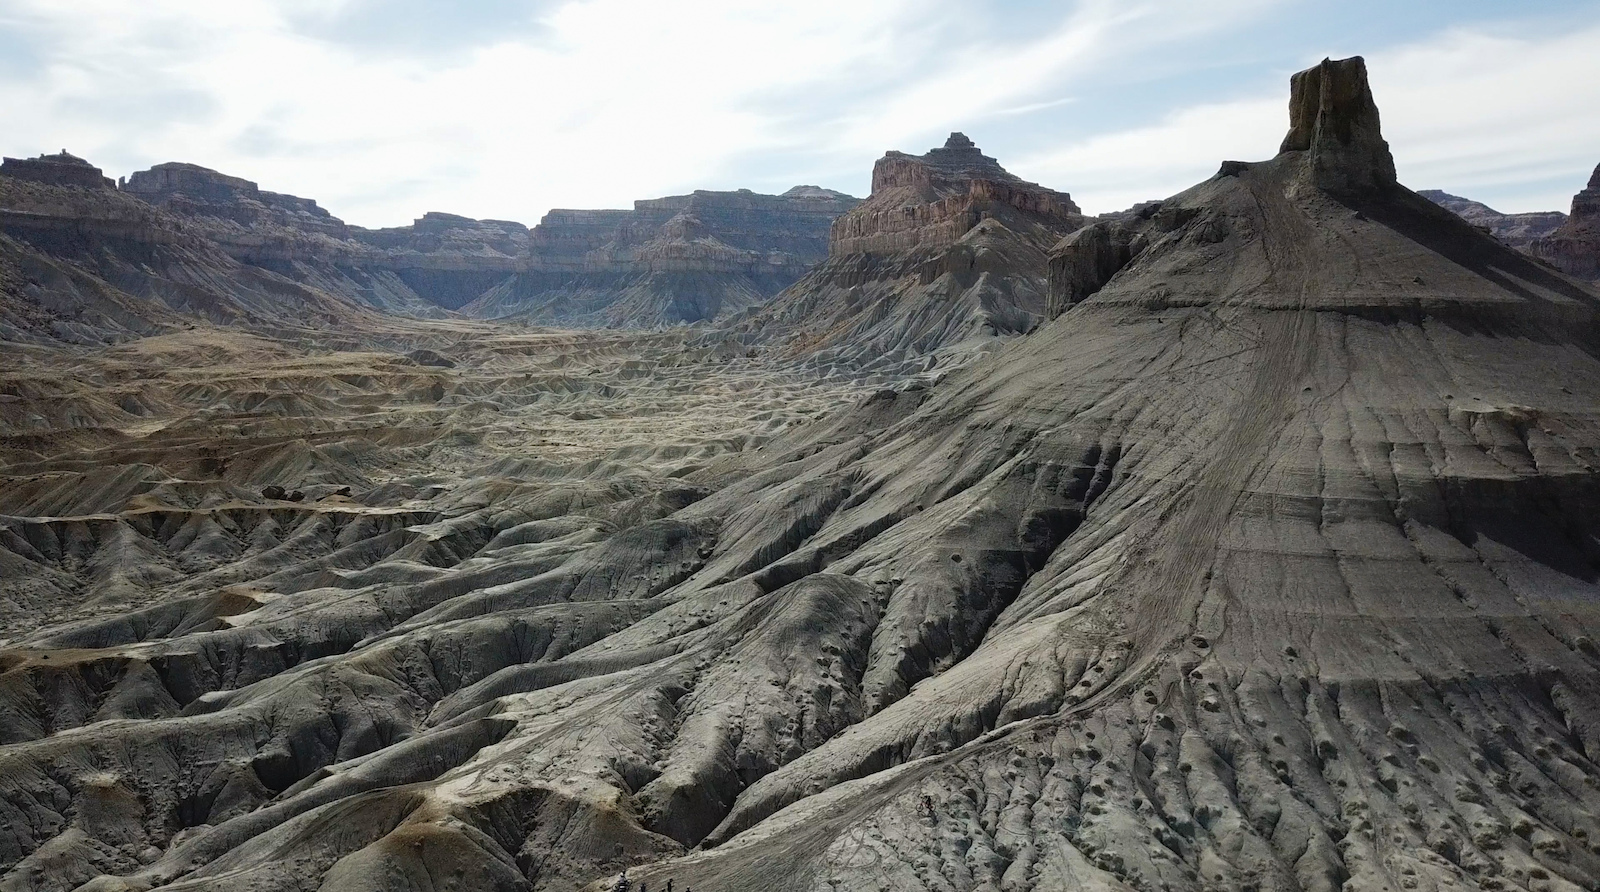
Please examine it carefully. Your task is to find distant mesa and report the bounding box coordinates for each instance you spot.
[123,161,344,236]
[781,184,855,201]
[1418,190,1566,252]
[719,130,1086,370]
[125,161,269,206]
[0,150,114,189]
[0,153,384,343]
[105,158,860,323]
[465,186,861,326]
[528,187,861,275]
[834,130,1082,256]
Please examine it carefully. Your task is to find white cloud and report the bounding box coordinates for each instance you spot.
[1010,19,1600,215]
[0,1,1594,224]
[1373,25,1600,211]
[1008,97,1285,214]
[0,0,1290,225]
[0,0,929,224]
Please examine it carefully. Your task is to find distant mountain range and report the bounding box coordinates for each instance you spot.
[0,151,859,341]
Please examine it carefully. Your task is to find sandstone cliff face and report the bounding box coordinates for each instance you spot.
[117,162,858,324]
[463,186,859,326]
[1534,162,1600,280]
[831,131,1080,255]
[118,164,526,316]
[0,172,383,343]
[7,154,861,330]
[1418,190,1566,251]
[724,133,1086,372]
[124,162,346,238]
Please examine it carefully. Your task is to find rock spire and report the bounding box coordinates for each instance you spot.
[1279,56,1397,193]
[1572,161,1600,221]
[1533,160,1600,280]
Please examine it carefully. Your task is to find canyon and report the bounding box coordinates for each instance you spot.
[2,54,1600,892]
[3,154,859,335]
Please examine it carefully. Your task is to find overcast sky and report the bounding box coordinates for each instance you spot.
[2,0,1597,227]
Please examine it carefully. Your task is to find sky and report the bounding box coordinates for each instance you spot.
[1,0,1597,228]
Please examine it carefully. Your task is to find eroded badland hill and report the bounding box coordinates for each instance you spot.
[3,56,1600,892]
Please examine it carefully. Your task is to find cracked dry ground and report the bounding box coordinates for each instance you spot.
[6,164,1600,892]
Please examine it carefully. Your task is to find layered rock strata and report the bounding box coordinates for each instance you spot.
[1535,162,1600,280]
[116,164,524,317]
[466,186,860,326]
[831,131,1080,254]
[117,162,858,324]
[725,133,1086,373]
[0,171,382,343]
[123,162,345,237]
[1280,56,1396,193]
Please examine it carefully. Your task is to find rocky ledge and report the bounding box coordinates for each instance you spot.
[0,151,114,190]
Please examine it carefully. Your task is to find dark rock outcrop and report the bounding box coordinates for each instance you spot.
[0,151,114,190]
[724,133,1086,372]
[1534,162,1600,280]
[1046,217,1146,318]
